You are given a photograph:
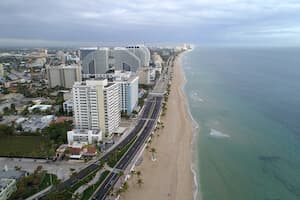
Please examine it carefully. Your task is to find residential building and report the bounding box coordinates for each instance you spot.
[67,129,102,145]
[28,104,52,112]
[0,168,27,199]
[46,64,82,88]
[73,79,120,139]
[112,47,141,72]
[137,67,151,85]
[81,47,147,78]
[81,48,109,75]
[16,115,56,132]
[79,47,98,61]
[126,45,151,67]
[64,144,98,159]
[112,71,139,114]
[0,64,4,77]
[0,178,16,200]
[63,98,73,115]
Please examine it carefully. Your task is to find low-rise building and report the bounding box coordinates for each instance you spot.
[65,143,98,159]
[63,99,73,115]
[0,178,16,200]
[28,104,52,112]
[16,115,56,132]
[0,168,27,200]
[67,129,102,145]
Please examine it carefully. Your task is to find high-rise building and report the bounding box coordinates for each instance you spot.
[81,46,149,77]
[126,45,151,67]
[81,48,109,75]
[112,47,141,72]
[72,79,120,139]
[112,71,139,115]
[0,64,4,77]
[46,64,82,88]
[79,47,98,61]
[137,67,151,85]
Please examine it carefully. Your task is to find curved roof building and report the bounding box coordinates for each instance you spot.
[82,48,109,75]
[126,45,150,67]
[112,47,141,72]
[82,47,143,76]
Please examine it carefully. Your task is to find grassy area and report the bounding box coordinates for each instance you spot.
[81,171,110,200]
[0,136,53,157]
[0,121,72,158]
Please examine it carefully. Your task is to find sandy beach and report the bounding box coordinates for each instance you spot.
[122,54,195,200]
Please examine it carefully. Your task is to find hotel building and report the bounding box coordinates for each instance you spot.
[72,79,120,139]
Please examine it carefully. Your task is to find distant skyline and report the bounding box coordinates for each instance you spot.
[1,0,300,47]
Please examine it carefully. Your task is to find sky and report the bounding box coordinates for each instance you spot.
[1,0,300,47]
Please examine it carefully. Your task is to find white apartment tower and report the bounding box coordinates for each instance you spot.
[113,71,139,114]
[72,79,120,139]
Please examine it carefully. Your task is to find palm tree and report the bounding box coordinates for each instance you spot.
[130,170,136,176]
[137,178,143,187]
[122,182,129,192]
[72,193,81,200]
[119,170,124,177]
[136,171,141,178]
[119,170,125,184]
[150,148,157,161]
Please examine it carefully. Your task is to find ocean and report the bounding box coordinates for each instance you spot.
[182,47,300,200]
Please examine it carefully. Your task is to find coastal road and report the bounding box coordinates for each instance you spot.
[92,96,162,200]
[38,97,157,199]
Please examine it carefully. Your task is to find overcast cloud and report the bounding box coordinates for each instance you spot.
[0,0,300,47]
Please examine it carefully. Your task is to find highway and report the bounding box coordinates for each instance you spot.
[92,96,162,200]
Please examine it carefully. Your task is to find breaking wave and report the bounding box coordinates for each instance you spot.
[209,129,230,138]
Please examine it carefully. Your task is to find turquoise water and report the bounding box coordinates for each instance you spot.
[182,47,300,200]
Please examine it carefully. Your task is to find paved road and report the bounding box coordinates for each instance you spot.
[92,96,162,200]
[38,97,157,199]
[152,55,174,95]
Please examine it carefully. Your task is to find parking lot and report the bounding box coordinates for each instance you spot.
[0,157,86,180]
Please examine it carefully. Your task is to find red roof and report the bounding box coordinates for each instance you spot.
[67,147,82,155]
[53,116,72,124]
[86,146,97,154]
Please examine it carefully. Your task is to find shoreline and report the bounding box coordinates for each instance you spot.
[180,49,201,200]
[122,51,197,200]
